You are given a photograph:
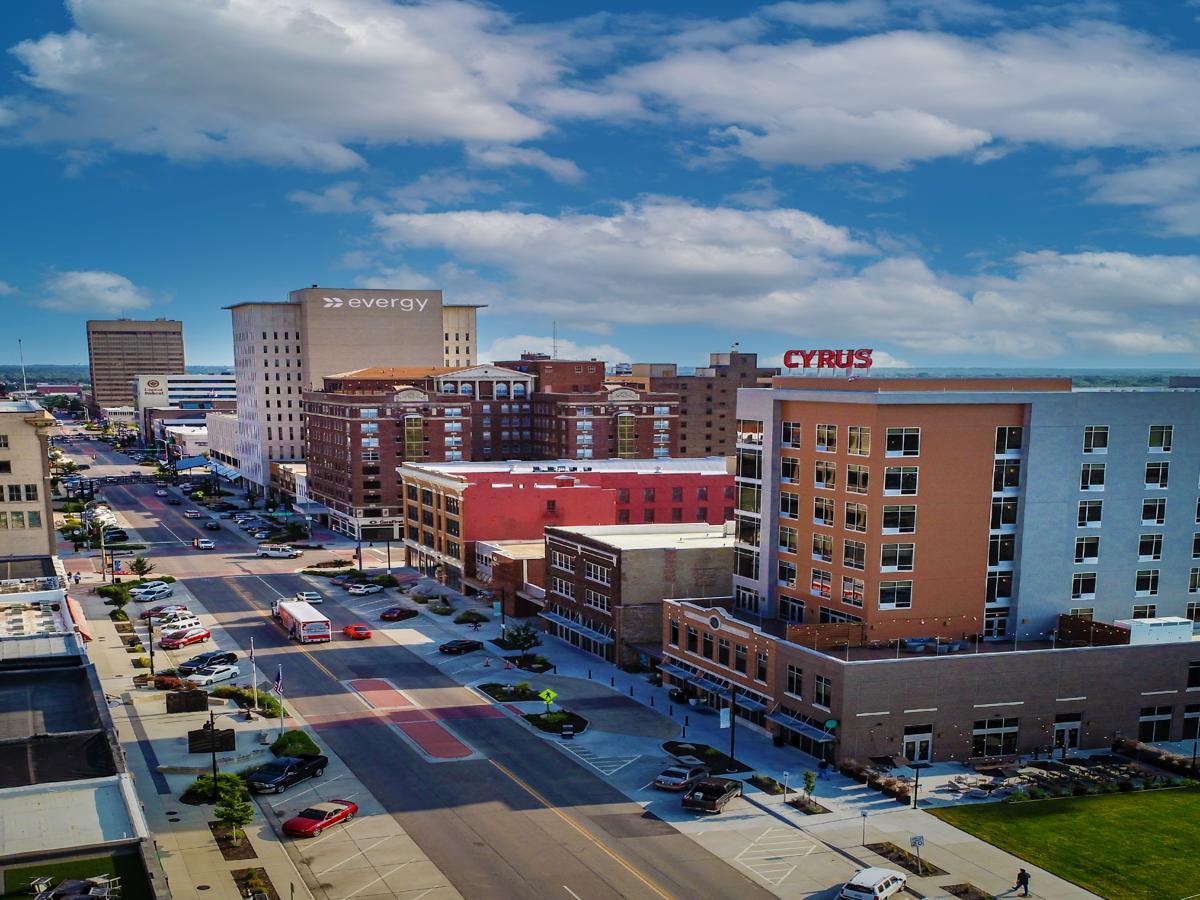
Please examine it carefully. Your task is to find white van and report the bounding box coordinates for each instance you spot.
[839,868,907,900]
[157,613,201,631]
[256,544,302,559]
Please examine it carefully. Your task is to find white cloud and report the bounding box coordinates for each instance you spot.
[38,271,157,314]
[612,24,1200,169]
[388,171,503,211]
[0,281,16,295]
[465,145,584,183]
[289,181,366,214]
[1085,153,1200,236]
[368,198,1200,359]
[724,178,783,209]
[481,334,631,365]
[6,0,581,170]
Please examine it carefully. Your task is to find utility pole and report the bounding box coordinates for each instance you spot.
[250,637,258,714]
[147,616,155,676]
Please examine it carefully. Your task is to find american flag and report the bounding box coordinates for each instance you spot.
[271,665,283,697]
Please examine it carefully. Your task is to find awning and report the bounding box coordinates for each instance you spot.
[539,611,614,645]
[174,455,208,471]
[735,695,768,712]
[692,676,731,696]
[208,461,243,481]
[766,711,835,742]
[64,596,93,642]
[658,662,694,680]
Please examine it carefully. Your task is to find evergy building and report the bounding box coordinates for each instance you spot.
[226,287,482,493]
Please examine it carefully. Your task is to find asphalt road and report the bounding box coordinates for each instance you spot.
[192,572,773,900]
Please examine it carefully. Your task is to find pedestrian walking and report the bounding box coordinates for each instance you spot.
[1013,868,1031,897]
[73,572,81,585]
[818,759,831,780]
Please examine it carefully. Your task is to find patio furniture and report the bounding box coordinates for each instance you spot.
[27,877,53,895]
[965,787,990,799]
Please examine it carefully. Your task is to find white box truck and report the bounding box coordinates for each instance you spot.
[274,599,332,644]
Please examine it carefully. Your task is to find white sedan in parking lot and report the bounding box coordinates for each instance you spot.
[347,583,383,595]
[155,489,168,497]
[185,664,240,687]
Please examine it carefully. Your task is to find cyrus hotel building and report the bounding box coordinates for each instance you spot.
[660,376,1200,765]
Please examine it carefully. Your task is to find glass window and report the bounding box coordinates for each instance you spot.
[881,543,915,572]
[883,505,916,533]
[1138,533,1163,561]
[988,534,1015,566]
[686,626,698,653]
[1148,424,1173,453]
[813,496,834,526]
[702,632,714,660]
[843,540,866,570]
[736,448,763,480]
[1074,536,1099,563]
[814,460,836,489]
[1135,569,1159,596]
[810,569,832,599]
[785,665,802,697]
[781,421,801,448]
[778,561,797,588]
[781,456,799,483]
[844,502,867,533]
[812,533,833,562]
[1071,571,1097,599]
[1142,498,1166,525]
[23,484,38,502]
[991,497,1018,529]
[734,644,747,674]
[1078,499,1103,527]
[778,525,797,554]
[815,676,832,708]
[993,461,1021,492]
[755,651,768,682]
[1082,425,1108,454]
[848,426,871,456]
[885,427,921,457]
[1145,461,1169,488]
[816,424,837,453]
[841,576,865,607]
[779,491,799,519]
[995,426,1023,454]
[1080,463,1105,491]
[883,467,918,495]
[879,580,913,609]
[1132,604,1157,620]
[846,464,869,494]
[986,571,1013,602]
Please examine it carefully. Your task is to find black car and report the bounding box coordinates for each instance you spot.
[177,650,239,676]
[668,686,690,704]
[246,753,329,793]
[77,464,91,470]
[204,521,221,530]
[102,531,129,542]
[682,778,743,814]
[439,639,484,655]
[212,502,238,512]
[167,498,182,505]
[380,606,419,622]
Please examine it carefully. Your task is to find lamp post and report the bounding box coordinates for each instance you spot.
[147,616,155,676]
[205,709,219,802]
[782,770,790,803]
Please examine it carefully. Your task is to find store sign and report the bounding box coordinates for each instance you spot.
[143,378,165,396]
[782,349,874,370]
[322,296,430,311]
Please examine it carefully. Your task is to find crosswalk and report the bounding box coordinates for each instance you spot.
[734,826,818,887]
[560,744,641,776]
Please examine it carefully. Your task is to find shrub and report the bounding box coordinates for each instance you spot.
[454,610,488,625]
[1008,790,1030,802]
[109,608,129,622]
[372,574,399,587]
[211,685,283,718]
[1100,780,1120,794]
[1026,786,1048,800]
[429,603,455,616]
[409,593,430,605]
[271,730,321,758]
[838,759,867,781]
[515,680,532,695]
[133,656,151,669]
[182,772,248,805]
[153,674,187,691]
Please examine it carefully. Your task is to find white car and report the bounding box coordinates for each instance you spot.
[154,489,168,497]
[183,510,202,519]
[195,539,216,550]
[347,583,383,595]
[295,591,323,604]
[130,580,169,595]
[185,664,240,686]
[159,620,204,639]
[839,868,908,900]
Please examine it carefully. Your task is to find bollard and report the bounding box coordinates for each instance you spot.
[681,726,686,738]
[685,715,690,727]
[588,669,592,680]
[669,704,673,717]
[650,696,655,707]
[610,676,615,687]
[629,685,634,697]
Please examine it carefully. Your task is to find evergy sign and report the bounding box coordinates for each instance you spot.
[783,349,874,370]
[322,296,430,311]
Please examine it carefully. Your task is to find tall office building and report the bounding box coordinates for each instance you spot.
[0,400,57,560]
[85,319,185,409]
[227,287,482,493]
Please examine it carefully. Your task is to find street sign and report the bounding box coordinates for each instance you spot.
[910,835,925,849]
[538,689,558,704]
[860,809,869,818]
[492,600,501,618]
[720,707,731,729]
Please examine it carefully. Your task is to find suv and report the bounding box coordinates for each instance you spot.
[839,868,908,900]
[295,591,323,604]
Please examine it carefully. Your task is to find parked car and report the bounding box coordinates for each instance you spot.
[331,574,366,587]
[167,498,182,505]
[140,603,187,620]
[667,686,690,704]
[282,799,358,837]
[179,482,194,492]
[185,664,240,686]
[343,624,372,640]
[158,615,202,633]
[195,539,216,550]
[212,502,237,512]
[439,639,484,655]
[204,521,221,531]
[246,754,329,793]
[217,511,234,519]
[183,510,202,519]
[681,778,743,813]
[380,606,419,622]
[176,650,238,676]
[347,583,383,596]
[102,530,129,543]
[654,764,710,791]
[160,626,211,649]
[129,580,170,596]
[295,591,322,604]
[253,531,273,540]
[136,586,174,603]
[838,868,908,900]
[153,489,169,497]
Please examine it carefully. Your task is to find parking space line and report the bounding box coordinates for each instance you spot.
[340,862,410,899]
[315,835,395,876]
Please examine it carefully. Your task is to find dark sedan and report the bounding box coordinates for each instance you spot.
[380,606,419,622]
[204,521,221,530]
[681,778,743,813]
[439,639,484,655]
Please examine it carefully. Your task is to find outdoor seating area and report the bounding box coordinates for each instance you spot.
[931,753,1181,802]
[28,874,120,898]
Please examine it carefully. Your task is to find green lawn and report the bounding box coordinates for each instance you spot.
[2,852,153,899]
[931,787,1200,900]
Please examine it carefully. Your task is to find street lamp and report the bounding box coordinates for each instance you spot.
[782,770,790,802]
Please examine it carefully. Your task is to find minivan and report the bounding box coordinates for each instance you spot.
[257,545,301,559]
[157,613,201,631]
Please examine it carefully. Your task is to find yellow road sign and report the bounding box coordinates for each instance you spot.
[539,689,558,703]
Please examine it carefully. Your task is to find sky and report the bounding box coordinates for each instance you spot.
[1,0,1198,369]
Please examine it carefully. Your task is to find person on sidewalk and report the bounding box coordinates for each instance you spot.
[73,572,82,585]
[818,759,831,780]
[1013,868,1031,897]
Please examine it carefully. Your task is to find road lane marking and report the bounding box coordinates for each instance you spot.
[488,758,673,900]
[563,887,582,900]
[341,862,410,899]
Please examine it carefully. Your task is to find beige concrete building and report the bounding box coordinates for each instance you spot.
[0,400,57,559]
[86,319,185,409]
[226,287,482,492]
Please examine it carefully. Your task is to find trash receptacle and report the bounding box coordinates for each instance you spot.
[561,723,575,740]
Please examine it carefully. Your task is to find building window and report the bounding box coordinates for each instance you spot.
[736,516,760,547]
[986,571,1013,602]
[844,502,867,533]
[718,638,730,667]
[995,426,1023,454]
[1078,499,1103,527]
[735,547,760,580]
[812,533,833,562]
[879,580,913,609]
[780,421,801,448]
[843,540,866,570]
[881,543,914,572]
[815,424,837,453]
[551,550,576,572]
[551,577,575,599]
[1190,661,1200,688]
[1082,425,1108,454]
[883,466,918,495]
[1142,498,1167,526]
[848,425,871,456]
[780,491,799,520]
[1080,463,1106,491]
[686,626,698,652]
[991,497,1018,529]
[1135,570,1159,597]
[1148,424,1173,453]
[988,534,1015,566]
[1132,603,1157,619]
[1145,461,1170,489]
[1139,706,1172,742]
[813,496,834,526]
[778,561,798,588]
[1074,536,1099,563]
[885,427,921,457]
[779,526,797,554]
[883,505,916,534]
[780,597,806,621]
[1138,533,1163,561]
[585,561,612,585]
[810,569,832,599]
[814,460,836,490]
[615,413,637,459]
[814,675,832,709]
[1188,570,1199,595]
[734,643,747,673]
[972,717,1019,756]
[993,461,1021,492]
[702,632,714,660]
[841,576,864,607]
[755,651,768,682]
[669,620,679,646]
[846,464,869,495]
[736,448,762,480]
[584,589,610,613]
[23,484,38,502]
[1071,572,1097,600]
[785,665,802,697]
[1069,607,1094,620]
[781,456,799,484]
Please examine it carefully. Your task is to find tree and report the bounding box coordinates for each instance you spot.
[129,556,156,577]
[505,623,542,662]
[803,770,817,799]
[213,781,255,840]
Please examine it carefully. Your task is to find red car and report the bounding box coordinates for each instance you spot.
[343,624,372,640]
[282,799,358,837]
[160,626,211,649]
[380,607,419,622]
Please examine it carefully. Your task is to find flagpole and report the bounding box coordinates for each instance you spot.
[250,637,257,713]
[276,664,285,739]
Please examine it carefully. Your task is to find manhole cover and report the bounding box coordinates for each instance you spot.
[197,886,210,891]
[168,817,180,823]
[165,810,178,815]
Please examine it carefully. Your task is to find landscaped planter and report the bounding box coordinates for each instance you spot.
[662,740,752,775]
[524,710,588,734]
[865,842,947,877]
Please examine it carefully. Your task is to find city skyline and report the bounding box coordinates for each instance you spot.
[0,1,1197,368]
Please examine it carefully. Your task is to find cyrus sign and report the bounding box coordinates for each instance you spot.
[322,296,430,311]
[783,349,874,371]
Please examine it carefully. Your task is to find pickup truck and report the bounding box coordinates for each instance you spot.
[245,753,329,794]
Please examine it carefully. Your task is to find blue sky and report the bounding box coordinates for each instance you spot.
[1,0,1198,368]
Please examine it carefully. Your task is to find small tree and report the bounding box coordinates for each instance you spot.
[803,770,817,799]
[213,782,255,840]
[129,556,156,577]
[506,623,542,662]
